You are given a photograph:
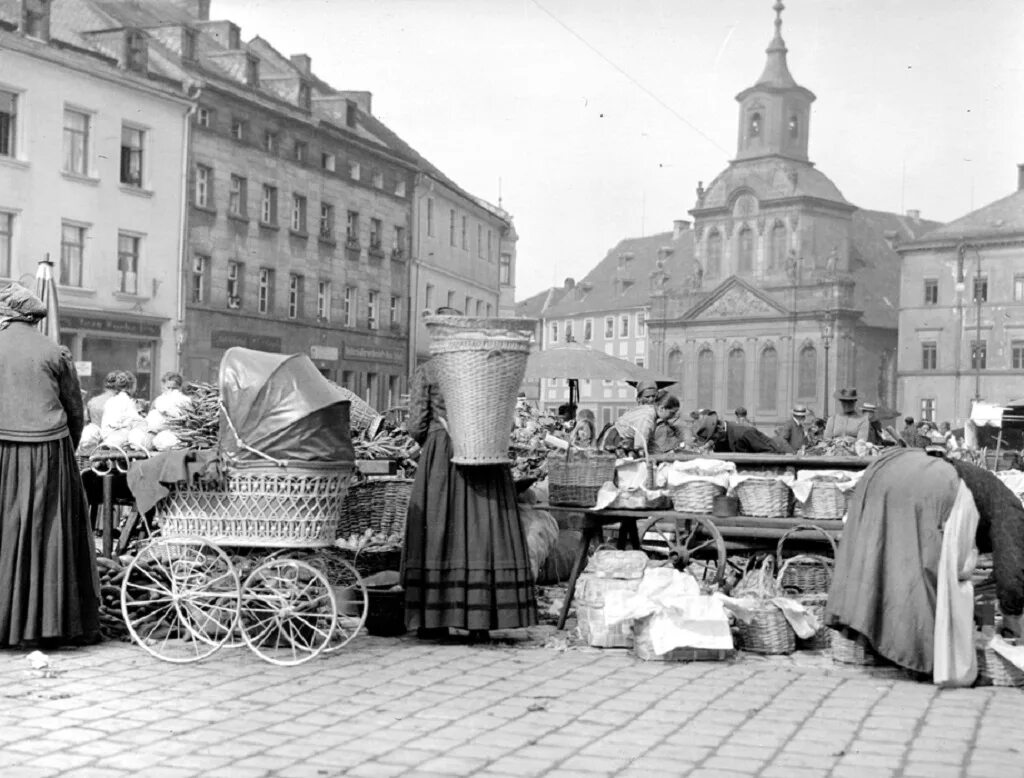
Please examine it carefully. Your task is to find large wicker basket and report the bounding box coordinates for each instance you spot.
[670,480,725,514]
[794,479,850,520]
[776,555,832,651]
[332,385,383,435]
[156,461,353,548]
[425,315,536,465]
[976,639,1024,687]
[338,476,413,539]
[830,628,883,665]
[735,477,793,518]
[735,602,796,655]
[548,448,617,507]
[776,524,838,594]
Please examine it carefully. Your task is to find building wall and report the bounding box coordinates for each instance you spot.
[0,39,189,400]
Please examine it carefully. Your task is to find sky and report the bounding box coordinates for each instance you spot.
[217,0,1024,301]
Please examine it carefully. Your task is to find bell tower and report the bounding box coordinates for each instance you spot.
[734,1,815,163]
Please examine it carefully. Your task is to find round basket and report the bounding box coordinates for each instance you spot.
[795,593,831,650]
[671,480,725,514]
[776,524,838,594]
[735,477,792,518]
[794,480,850,520]
[976,640,1024,687]
[338,476,413,540]
[830,628,882,665]
[425,315,536,466]
[736,602,796,655]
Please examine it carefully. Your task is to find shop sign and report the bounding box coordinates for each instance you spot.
[63,313,162,339]
[210,330,282,352]
[310,345,339,362]
[75,361,92,377]
[343,343,404,363]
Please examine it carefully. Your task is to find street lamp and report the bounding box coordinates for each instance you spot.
[821,313,835,417]
[958,244,984,404]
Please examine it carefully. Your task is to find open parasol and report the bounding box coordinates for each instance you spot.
[523,341,675,408]
[34,255,60,345]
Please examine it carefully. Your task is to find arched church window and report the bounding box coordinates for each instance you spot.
[727,347,745,410]
[769,223,787,270]
[788,114,799,138]
[667,348,684,386]
[737,227,754,273]
[798,344,817,398]
[758,347,778,411]
[749,112,761,138]
[697,348,715,410]
[706,231,722,277]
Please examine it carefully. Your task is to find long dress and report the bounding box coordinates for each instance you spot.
[402,363,537,632]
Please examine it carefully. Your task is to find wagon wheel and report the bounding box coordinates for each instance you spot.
[121,537,241,663]
[239,559,338,666]
[638,515,727,586]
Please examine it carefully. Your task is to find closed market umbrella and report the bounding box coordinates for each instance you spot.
[34,255,60,345]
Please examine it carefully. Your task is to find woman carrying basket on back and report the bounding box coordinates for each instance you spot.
[402,310,537,642]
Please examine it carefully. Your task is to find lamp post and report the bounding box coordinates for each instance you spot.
[172,321,187,372]
[821,313,835,417]
[958,243,984,408]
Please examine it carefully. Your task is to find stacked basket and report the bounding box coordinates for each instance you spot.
[793,474,852,520]
[735,476,793,518]
[733,557,796,655]
[776,524,837,650]
[424,315,537,465]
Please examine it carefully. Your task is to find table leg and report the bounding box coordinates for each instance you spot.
[101,474,114,558]
[556,524,598,631]
[616,518,641,550]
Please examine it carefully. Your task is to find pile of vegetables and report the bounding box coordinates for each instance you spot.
[510,405,567,483]
[804,438,881,457]
[95,556,132,641]
[164,382,220,450]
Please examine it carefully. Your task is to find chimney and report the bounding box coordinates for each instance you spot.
[563,277,575,290]
[1018,163,1024,192]
[166,0,210,21]
[673,219,691,239]
[290,54,311,75]
[199,20,240,49]
[21,0,51,41]
[905,209,920,222]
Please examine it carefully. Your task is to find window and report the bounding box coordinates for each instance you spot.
[60,223,85,287]
[465,297,472,316]
[258,268,273,314]
[182,29,197,61]
[0,90,16,157]
[321,152,335,172]
[227,260,242,308]
[748,111,761,138]
[447,290,456,309]
[319,203,334,241]
[727,348,745,410]
[372,170,383,189]
[759,347,778,410]
[487,230,493,261]
[297,83,311,110]
[619,315,629,338]
[394,225,406,257]
[477,225,483,257]
[1012,340,1024,369]
[565,321,574,342]
[426,198,434,236]
[370,218,382,250]
[924,279,939,305]
[499,254,512,285]
[425,284,434,311]
[367,291,378,330]
[475,300,482,317]
[191,254,208,303]
[737,227,754,273]
[798,345,816,398]
[387,376,398,408]
[788,113,799,139]
[550,322,559,343]
[604,316,614,339]
[229,175,246,217]
[245,55,259,86]
[636,311,646,337]
[291,194,307,233]
[697,348,715,410]
[461,216,468,249]
[346,211,360,243]
[195,165,212,208]
[345,100,357,127]
[231,118,245,141]
[583,319,593,342]
[635,358,645,368]
[63,108,90,175]
[486,303,493,317]
[396,180,407,198]
[120,126,144,186]
[365,373,378,406]
[0,212,11,277]
[117,233,140,295]
[973,277,988,303]
[349,161,360,181]
[288,274,303,319]
[769,223,786,270]
[263,131,278,153]
[707,231,722,277]
[449,210,457,246]
[920,398,936,423]
[196,107,210,127]
[260,184,277,225]
[922,341,937,371]
[971,340,987,370]
[293,140,307,164]
[390,296,399,327]
[344,286,355,326]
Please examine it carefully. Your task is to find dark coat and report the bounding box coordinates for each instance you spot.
[775,418,807,452]
[0,322,84,447]
[712,422,783,454]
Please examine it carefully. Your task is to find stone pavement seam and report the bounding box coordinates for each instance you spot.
[957,689,995,775]
[824,678,900,778]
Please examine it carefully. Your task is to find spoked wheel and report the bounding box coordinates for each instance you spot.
[638,515,727,587]
[121,537,241,663]
[239,559,338,666]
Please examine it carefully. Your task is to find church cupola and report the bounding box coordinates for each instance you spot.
[735,1,815,163]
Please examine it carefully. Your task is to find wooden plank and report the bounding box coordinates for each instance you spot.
[651,452,870,469]
[355,459,398,475]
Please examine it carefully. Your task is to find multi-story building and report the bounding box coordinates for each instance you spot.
[514,281,572,407]
[0,0,192,399]
[897,170,1024,425]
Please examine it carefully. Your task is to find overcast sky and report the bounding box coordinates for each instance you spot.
[218,0,1024,300]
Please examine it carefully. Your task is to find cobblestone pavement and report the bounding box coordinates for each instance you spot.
[1,629,1022,778]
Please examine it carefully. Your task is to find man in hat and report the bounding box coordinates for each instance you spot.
[695,410,784,454]
[824,387,869,442]
[634,380,659,406]
[733,406,751,427]
[861,402,897,447]
[774,405,809,453]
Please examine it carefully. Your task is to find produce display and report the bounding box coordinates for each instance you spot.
[164,382,220,450]
[510,404,568,483]
[804,438,881,457]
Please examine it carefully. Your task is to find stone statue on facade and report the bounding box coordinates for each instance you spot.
[785,249,799,283]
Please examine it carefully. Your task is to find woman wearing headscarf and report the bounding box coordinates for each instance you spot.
[0,283,99,647]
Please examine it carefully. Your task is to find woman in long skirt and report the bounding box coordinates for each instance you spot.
[0,283,99,647]
[402,359,537,639]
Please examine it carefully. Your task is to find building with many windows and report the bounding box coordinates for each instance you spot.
[0,1,191,398]
[897,169,1024,425]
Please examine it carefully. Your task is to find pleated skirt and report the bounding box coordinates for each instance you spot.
[403,428,537,632]
[0,437,100,647]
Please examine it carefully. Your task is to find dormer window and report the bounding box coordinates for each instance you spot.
[181,28,196,61]
[228,25,240,49]
[297,83,311,111]
[125,29,147,73]
[245,55,260,87]
[788,114,799,138]
[345,100,357,128]
[748,112,761,138]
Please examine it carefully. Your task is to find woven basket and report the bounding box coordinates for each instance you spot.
[830,628,882,665]
[671,480,725,514]
[332,385,383,435]
[795,593,831,650]
[736,602,796,654]
[548,447,617,507]
[735,477,793,518]
[776,524,838,594]
[976,639,1024,687]
[336,546,403,577]
[425,315,536,465]
[338,476,412,539]
[776,553,833,650]
[156,461,353,548]
[794,480,850,520]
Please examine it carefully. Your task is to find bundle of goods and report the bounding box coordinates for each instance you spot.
[95,555,131,640]
[732,473,795,518]
[791,470,861,520]
[352,427,419,473]
[424,315,536,465]
[804,438,880,457]
[656,459,736,514]
[163,381,219,450]
[575,549,648,648]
